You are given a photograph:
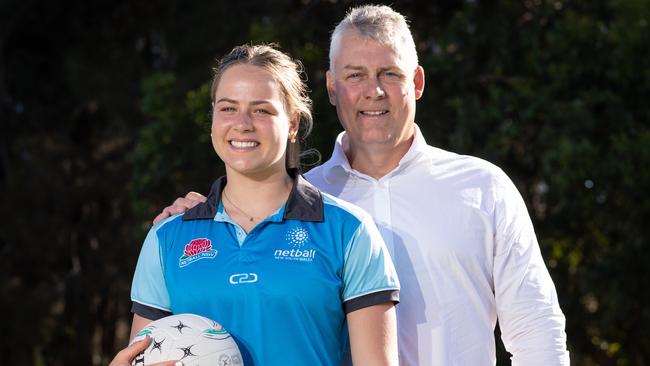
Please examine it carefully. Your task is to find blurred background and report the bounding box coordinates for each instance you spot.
[1,0,649,364]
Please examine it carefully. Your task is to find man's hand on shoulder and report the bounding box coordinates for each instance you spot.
[153,192,207,224]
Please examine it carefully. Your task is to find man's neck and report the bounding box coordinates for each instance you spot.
[344,134,414,180]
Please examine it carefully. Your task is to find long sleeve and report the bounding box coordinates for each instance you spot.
[492,174,570,365]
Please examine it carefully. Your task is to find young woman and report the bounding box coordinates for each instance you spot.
[112,44,399,366]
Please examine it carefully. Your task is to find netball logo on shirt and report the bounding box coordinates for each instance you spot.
[179,238,218,267]
[273,226,316,262]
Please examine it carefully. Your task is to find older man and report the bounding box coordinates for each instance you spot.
[154,5,569,365]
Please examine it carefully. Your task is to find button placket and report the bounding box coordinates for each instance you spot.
[374,179,395,256]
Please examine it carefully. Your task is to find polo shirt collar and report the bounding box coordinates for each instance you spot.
[183,172,323,222]
[323,123,430,183]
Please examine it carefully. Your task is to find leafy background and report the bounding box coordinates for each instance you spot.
[1,0,648,364]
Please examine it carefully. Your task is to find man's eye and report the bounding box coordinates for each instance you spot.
[346,73,363,80]
[383,71,402,80]
[220,106,236,112]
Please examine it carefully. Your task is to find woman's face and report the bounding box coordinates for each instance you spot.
[211,64,297,178]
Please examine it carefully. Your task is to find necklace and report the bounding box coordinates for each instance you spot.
[222,189,255,222]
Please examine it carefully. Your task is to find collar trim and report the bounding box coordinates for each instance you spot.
[323,124,430,183]
[183,173,323,222]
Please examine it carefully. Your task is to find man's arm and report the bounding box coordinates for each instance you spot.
[153,191,206,224]
[347,302,398,366]
[493,174,570,365]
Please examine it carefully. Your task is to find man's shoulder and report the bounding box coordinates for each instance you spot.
[427,145,509,181]
[303,160,327,180]
[319,190,372,223]
[303,159,334,192]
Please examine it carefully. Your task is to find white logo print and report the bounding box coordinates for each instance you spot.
[286,227,310,248]
[273,226,316,262]
[229,273,258,284]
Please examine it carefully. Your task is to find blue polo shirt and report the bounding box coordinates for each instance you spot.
[131,175,400,366]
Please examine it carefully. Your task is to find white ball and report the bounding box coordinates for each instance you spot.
[129,313,242,366]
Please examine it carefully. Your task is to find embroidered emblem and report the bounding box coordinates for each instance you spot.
[179,238,217,267]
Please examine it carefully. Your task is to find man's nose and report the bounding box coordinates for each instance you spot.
[364,77,386,99]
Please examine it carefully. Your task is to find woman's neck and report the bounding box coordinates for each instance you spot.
[222,168,294,231]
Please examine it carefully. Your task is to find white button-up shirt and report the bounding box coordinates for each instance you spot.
[305,125,569,365]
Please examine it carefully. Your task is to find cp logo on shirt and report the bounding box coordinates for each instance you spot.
[229,273,258,284]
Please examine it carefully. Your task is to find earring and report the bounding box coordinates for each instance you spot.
[289,131,297,144]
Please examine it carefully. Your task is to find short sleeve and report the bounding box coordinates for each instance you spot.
[342,217,400,313]
[130,225,172,313]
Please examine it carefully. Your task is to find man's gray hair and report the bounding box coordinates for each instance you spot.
[329,5,419,72]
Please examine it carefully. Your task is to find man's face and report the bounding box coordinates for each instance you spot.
[326,29,424,151]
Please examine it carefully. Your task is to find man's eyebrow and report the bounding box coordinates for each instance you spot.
[378,66,402,73]
[342,65,400,73]
[343,65,365,71]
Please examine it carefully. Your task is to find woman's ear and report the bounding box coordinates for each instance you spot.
[290,112,301,136]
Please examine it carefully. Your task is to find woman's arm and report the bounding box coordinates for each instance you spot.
[347,302,398,366]
[130,313,154,340]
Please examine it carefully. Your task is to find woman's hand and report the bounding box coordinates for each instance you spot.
[108,336,182,366]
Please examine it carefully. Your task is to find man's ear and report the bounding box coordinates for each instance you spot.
[326,70,337,106]
[413,65,425,100]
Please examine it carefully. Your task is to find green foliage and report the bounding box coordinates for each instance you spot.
[131,74,217,220]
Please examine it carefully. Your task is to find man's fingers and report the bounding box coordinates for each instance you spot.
[153,212,168,225]
[185,191,207,203]
[152,193,205,225]
[173,197,192,209]
[153,206,174,225]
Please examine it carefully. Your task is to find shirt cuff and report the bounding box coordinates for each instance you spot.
[343,289,400,314]
[131,301,172,320]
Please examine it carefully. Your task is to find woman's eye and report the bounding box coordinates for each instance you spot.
[220,106,236,112]
[254,109,271,115]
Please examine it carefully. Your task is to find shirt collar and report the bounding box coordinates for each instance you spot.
[183,172,323,222]
[323,123,430,183]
